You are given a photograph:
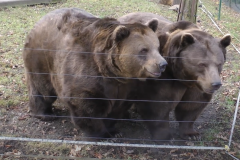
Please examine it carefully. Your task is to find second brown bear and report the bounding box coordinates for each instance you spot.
[118,12,231,141]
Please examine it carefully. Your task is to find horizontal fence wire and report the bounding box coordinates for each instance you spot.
[26,71,199,82]
[3,70,229,84]
[0,137,225,150]
[5,69,231,83]
[31,94,214,104]
[0,132,229,143]
[24,47,231,60]
[24,114,228,123]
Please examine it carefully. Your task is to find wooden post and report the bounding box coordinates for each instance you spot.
[177,0,199,23]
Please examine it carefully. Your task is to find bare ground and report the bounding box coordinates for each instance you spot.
[0,90,235,159]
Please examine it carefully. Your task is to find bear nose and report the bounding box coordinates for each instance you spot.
[159,61,168,72]
[211,82,222,90]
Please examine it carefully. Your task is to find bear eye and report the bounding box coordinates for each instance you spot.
[140,48,148,54]
[198,63,207,68]
[139,48,148,60]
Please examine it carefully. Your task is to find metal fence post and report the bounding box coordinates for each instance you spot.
[218,0,222,20]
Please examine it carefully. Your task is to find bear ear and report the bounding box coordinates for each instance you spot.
[145,18,158,32]
[180,33,195,48]
[220,34,231,48]
[57,11,71,30]
[113,25,130,42]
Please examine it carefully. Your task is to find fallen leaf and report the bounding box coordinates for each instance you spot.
[95,153,102,159]
[103,148,114,157]
[86,146,91,151]
[5,145,12,148]
[18,117,26,120]
[70,148,77,156]
[186,141,194,146]
[75,145,82,152]
[170,149,178,154]
[62,120,67,124]
[4,152,14,155]
[126,150,134,154]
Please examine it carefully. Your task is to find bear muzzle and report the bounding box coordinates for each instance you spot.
[145,61,168,77]
[159,61,168,72]
[199,81,222,94]
[211,82,222,91]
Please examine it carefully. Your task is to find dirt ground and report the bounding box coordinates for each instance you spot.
[0,93,234,159]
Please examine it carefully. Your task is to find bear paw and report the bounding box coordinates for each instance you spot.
[151,129,173,144]
[180,130,201,141]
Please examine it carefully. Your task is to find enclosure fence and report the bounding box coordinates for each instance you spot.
[1,0,240,159]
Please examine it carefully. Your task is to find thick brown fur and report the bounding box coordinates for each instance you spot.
[118,12,231,141]
[23,8,167,139]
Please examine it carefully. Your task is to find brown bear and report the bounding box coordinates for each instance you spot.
[118,12,231,141]
[23,8,168,139]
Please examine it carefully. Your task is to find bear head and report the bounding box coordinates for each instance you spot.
[162,28,231,94]
[92,19,168,80]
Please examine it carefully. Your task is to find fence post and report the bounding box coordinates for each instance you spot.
[177,0,199,23]
[218,0,222,20]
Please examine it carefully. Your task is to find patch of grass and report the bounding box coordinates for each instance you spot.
[225,97,235,111]
[0,108,7,116]
[203,127,219,141]
[200,0,240,148]
[26,142,71,156]
[201,0,240,41]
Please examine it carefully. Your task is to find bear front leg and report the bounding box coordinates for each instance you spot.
[138,104,172,143]
[104,101,133,138]
[64,91,113,140]
[27,80,57,121]
[175,88,212,140]
[146,120,172,143]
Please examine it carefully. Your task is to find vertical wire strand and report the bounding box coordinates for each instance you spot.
[228,89,240,148]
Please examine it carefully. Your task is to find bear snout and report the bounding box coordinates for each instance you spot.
[211,82,222,91]
[200,81,222,94]
[159,61,168,72]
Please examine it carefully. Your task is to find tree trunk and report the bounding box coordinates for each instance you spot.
[177,0,199,23]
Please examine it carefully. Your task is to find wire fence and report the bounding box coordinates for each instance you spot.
[224,0,240,13]
[0,0,240,159]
